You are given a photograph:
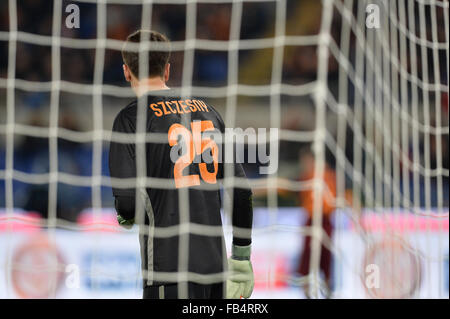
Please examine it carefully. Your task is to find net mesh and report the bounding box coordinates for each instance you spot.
[0,0,448,299]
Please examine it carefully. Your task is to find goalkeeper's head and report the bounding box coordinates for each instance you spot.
[121,30,171,93]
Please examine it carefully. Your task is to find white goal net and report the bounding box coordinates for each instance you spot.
[0,0,448,299]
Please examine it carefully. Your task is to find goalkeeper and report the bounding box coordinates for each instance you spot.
[109,30,253,299]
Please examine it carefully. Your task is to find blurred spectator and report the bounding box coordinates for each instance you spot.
[17,114,89,222]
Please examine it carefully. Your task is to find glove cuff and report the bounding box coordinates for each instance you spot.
[117,215,134,229]
[232,244,251,260]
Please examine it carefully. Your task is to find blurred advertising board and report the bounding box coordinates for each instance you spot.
[0,208,448,298]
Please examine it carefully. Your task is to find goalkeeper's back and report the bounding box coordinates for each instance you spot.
[109,30,253,299]
[110,92,236,287]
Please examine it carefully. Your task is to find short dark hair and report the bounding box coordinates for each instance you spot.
[121,30,171,79]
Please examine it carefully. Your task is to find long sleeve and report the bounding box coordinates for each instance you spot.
[225,162,253,246]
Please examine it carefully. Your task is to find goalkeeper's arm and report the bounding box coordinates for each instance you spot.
[227,165,254,299]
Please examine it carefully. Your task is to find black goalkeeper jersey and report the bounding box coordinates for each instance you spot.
[109,90,245,287]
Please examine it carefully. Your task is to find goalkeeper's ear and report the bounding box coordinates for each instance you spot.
[163,63,170,82]
[123,64,132,82]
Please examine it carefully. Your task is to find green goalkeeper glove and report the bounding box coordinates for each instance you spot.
[117,215,134,229]
[226,244,254,299]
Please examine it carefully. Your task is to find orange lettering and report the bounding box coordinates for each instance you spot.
[150,103,163,117]
[158,101,170,115]
[193,100,204,112]
[179,100,190,113]
[165,101,176,114]
[186,99,197,112]
[199,100,209,112]
[172,100,184,114]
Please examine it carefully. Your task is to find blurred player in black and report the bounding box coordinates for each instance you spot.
[109,30,254,299]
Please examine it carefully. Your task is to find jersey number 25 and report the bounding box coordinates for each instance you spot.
[168,120,218,188]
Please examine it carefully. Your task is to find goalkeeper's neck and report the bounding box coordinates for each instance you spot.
[133,77,170,97]
[123,62,171,97]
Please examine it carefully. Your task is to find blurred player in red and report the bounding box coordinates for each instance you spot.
[297,149,336,298]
